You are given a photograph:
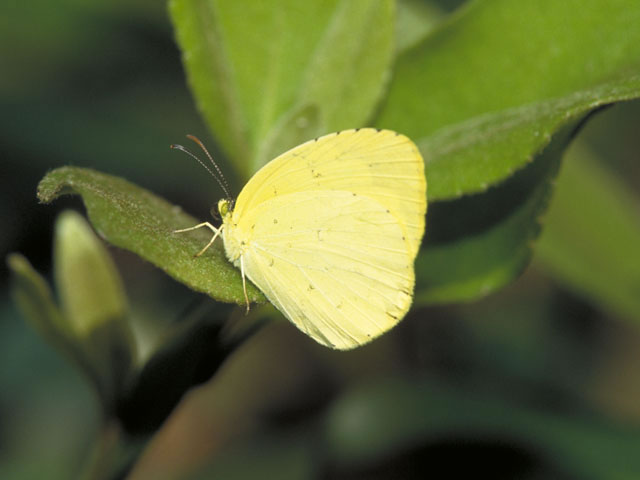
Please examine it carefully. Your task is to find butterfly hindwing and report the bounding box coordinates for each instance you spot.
[234,190,414,349]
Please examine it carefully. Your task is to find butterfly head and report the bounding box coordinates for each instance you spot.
[218,198,233,221]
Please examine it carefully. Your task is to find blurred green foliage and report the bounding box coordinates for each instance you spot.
[2,0,640,479]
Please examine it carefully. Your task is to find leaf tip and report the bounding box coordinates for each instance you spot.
[6,251,25,271]
[37,166,76,204]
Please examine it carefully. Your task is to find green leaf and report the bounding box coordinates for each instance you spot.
[395,0,444,54]
[169,0,394,178]
[8,253,79,360]
[380,0,640,303]
[55,211,129,338]
[414,122,571,304]
[535,144,640,322]
[7,253,109,403]
[37,166,264,305]
[377,0,640,200]
[54,210,136,408]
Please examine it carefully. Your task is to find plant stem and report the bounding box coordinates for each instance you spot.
[80,418,123,480]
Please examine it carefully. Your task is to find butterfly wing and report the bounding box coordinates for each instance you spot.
[233,190,414,349]
[232,129,426,258]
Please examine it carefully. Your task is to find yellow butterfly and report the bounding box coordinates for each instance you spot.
[174,129,426,350]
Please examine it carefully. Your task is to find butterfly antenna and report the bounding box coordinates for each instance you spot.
[187,135,233,200]
[170,138,233,200]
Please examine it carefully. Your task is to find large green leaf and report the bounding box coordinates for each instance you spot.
[415,123,571,304]
[535,144,640,322]
[37,167,264,305]
[169,0,394,178]
[377,0,640,200]
[381,0,640,303]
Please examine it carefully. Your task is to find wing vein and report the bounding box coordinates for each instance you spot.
[294,266,362,342]
[252,243,408,289]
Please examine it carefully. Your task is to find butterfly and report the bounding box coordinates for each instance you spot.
[174,128,426,350]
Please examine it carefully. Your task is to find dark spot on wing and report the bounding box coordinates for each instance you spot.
[273,218,278,224]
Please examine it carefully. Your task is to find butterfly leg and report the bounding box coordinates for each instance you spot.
[173,222,223,257]
[240,255,250,313]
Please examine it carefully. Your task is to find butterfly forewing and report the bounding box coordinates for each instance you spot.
[232,129,427,258]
